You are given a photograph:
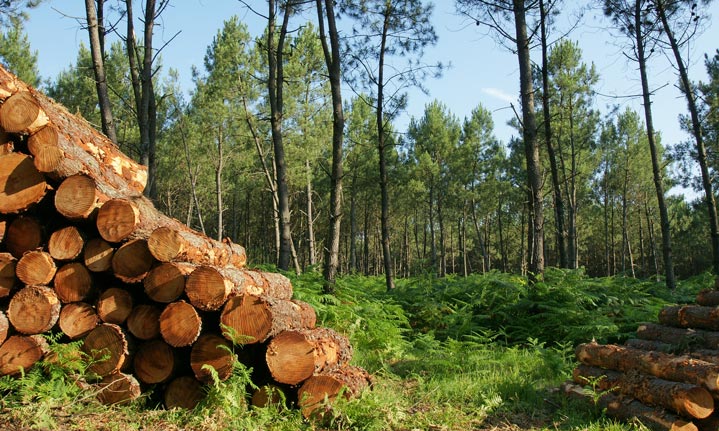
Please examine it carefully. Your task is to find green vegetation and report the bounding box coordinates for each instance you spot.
[0,270,710,430]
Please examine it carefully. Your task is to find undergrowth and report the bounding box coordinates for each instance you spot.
[0,269,711,430]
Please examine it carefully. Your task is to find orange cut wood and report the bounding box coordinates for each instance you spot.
[143,262,192,303]
[0,153,47,214]
[8,285,60,334]
[27,124,63,172]
[0,310,8,345]
[15,250,56,286]
[96,287,133,325]
[164,375,205,410]
[134,339,175,384]
[0,335,47,376]
[83,237,114,272]
[190,333,234,383]
[54,174,101,220]
[96,198,140,243]
[48,226,85,261]
[58,302,99,339]
[5,215,42,258]
[111,239,154,283]
[147,226,247,268]
[298,365,372,418]
[159,301,202,347]
[96,372,141,405]
[53,262,93,303]
[82,323,129,377]
[126,304,161,341]
[0,252,17,297]
[0,91,49,134]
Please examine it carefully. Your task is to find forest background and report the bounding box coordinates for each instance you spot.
[3,0,719,287]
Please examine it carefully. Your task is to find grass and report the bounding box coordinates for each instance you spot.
[0,269,712,430]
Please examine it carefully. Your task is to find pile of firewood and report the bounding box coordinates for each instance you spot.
[0,64,370,416]
[564,280,719,431]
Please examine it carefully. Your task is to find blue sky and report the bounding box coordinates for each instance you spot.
[21,1,719,158]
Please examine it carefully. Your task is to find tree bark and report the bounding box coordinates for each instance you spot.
[636,323,719,351]
[84,0,117,144]
[658,305,719,331]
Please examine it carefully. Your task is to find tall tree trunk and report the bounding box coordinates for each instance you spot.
[215,127,224,241]
[349,176,358,274]
[604,163,611,276]
[513,0,544,280]
[376,7,395,290]
[498,200,507,272]
[305,159,316,267]
[568,100,579,269]
[471,199,489,272]
[267,0,294,272]
[634,0,676,289]
[646,198,660,280]
[363,203,370,276]
[84,0,117,144]
[428,184,437,271]
[438,190,446,277]
[316,0,345,291]
[655,0,719,275]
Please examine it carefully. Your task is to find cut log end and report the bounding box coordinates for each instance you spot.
[83,237,114,272]
[143,262,190,303]
[164,376,204,410]
[82,323,128,377]
[112,239,154,283]
[96,287,133,325]
[126,304,161,341]
[54,262,93,303]
[96,198,140,243]
[159,301,202,347]
[48,226,85,261]
[0,335,47,376]
[15,250,56,286]
[58,302,99,339]
[134,339,175,384]
[147,226,184,262]
[186,265,231,311]
[0,91,49,134]
[190,333,234,383]
[298,366,371,419]
[5,215,42,258]
[55,175,99,220]
[0,252,17,298]
[96,372,141,405]
[8,286,61,335]
[0,153,47,214]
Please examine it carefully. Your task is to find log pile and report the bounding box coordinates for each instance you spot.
[565,278,719,431]
[0,65,370,416]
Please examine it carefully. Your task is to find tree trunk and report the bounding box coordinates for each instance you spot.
[0,335,48,376]
[147,225,246,269]
[96,372,141,405]
[84,0,117,144]
[190,333,234,383]
[636,323,719,351]
[697,289,719,307]
[658,305,719,331]
[215,126,224,241]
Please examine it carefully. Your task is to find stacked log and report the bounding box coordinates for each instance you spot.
[567,280,719,431]
[0,64,370,413]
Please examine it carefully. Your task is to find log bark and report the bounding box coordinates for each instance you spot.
[266,327,353,385]
[625,339,719,366]
[159,300,201,347]
[126,304,161,341]
[82,323,129,377]
[0,91,49,134]
[164,375,204,410]
[0,335,48,376]
[637,323,719,350]
[190,333,234,383]
[96,198,140,243]
[143,262,192,303]
[96,287,133,325]
[53,262,93,303]
[83,237,114,272]
[58,302,99,340]
[147,225,247,269]
[220,294,315,345]
[54,175,101,220]
[660,305,719,331]
[0,153,47,215]
[5,215,43,258]
[576,342,719,392]
[111,238,155,283]
[0,252,16,298]
[96,372,141,405]
[697,290,719,307]
[27,124,64,173]
[0,65,148,194]
[48,226,85,261]
[573,364,714,419]
[133,339,175,384]
[15,250,56,286]
[562,381,698,431]
[0,310,8,345]
[298,365,372,418]
[7,285,61,334]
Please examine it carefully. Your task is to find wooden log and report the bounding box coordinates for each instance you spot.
[185,266,293,312]
[126,304,161,341]
[0,335,48,376]
[190,333,234,383]
[96,372,141,405]
[133,339,175,384]
[96,198,140,243]
[15,250,56,286]
[54,174,101,220]
[0,91,49,134]
[0,252,17,298]
[0,65,148,194]
[83,237,114,272]
[27,124,64,173]
[697,290,719,307]
[159,301,202,347]
[58,302,99,339]
[576,342,719,392]
[660,305,719,331]
[637,323,719,350]
[82,323,129,377]
[561,382,698,431]
[220,294,316,345]
[5,215,43,258]
[266,328,353,385]
[164,375,204,410]
[626,339,719,366]
[0,215,6,243]
[573,364,714,419]
[7,285,61,334]
[0,153,48,214]
[0,310,8,345]
[96,287,133,325]
[251,384,291,408]
[53,262,93,303]
[48,226,85,261]
[111,239,154,283]
[298,365,372,418]
[143,262,192,303]
[147,226,247,269]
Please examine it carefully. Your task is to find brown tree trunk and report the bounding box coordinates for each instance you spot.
[83,237,114,272]
[147,226,247,269]
[636,323,719,351]
[658,305,719,331]
[96,287,133,325]
[84,0,117,144]
[143,262,194,303]
[111,238,155,283]
[0,252,17,298]
[697,289,719,307]
[48,226,85,261]
[96,372,141,405]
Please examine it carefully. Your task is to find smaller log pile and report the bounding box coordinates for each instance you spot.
[0,65,370,417]
[564,278,719,431]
